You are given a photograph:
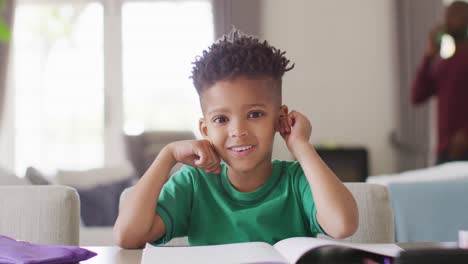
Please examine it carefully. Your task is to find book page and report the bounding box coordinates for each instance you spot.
[142,242,288,264]
[273,237,402,264]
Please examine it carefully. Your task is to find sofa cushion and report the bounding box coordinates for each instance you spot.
[124,131,195,177]
[54,162,135,188]
[77,177,134,226]
[24,167,51,185]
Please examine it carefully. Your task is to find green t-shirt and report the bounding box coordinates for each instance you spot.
[154,160,325,246]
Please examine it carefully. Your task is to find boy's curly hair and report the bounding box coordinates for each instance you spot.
[190,29,294,96]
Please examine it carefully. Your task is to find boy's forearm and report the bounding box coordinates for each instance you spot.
[292,143,358,238]
[113,144,176,246]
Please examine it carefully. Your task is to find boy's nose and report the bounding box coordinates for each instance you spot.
[229,122,248,138]
[230,129,248,138]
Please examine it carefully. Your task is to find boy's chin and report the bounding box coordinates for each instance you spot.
[226,159,269,173]
[225,160,255,172]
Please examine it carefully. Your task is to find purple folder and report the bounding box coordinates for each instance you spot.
[0,235,97,264]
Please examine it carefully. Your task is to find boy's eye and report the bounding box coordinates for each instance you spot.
[248,111,264,119]
[213,116,228,123]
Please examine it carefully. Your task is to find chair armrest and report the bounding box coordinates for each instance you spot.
[0,185,80,245]
[326,183,395,243]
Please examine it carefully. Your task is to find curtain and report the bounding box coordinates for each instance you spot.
[211,0,262,39]
[211,0,231,39]
[0,0,14,129]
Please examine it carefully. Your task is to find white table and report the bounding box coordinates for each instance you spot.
[81,242,458,263]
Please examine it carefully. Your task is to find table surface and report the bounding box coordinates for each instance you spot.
[82,246,142,264]
[81,242,458,263]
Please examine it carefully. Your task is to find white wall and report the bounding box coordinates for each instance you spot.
[254,1,399,175]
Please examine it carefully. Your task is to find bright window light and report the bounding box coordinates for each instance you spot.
[10,1,214,175]
[13,3,104,174]
[122,1,213,133]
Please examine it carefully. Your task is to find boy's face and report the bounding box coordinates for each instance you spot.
[199,77,282,173]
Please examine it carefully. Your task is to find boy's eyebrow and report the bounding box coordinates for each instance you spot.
[207,108,228,116]
[208,104,267,116]
[244,103,267,108]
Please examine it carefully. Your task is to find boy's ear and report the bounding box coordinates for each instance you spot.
[199,118,209,139]
[275,105,289,132]
[279,105,289,116]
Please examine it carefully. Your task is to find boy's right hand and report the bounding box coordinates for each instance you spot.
[168,140,222,174]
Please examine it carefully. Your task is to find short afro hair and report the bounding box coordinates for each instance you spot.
[190,29,294,96]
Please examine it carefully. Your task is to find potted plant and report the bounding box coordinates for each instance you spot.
[0,0,11,42]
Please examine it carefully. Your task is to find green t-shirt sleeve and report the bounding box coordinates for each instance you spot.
[288,161,327,236]
[152,165,195,245]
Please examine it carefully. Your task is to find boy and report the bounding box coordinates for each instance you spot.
[114,30,358,249]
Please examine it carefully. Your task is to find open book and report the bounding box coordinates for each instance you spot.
[141,237,402,264]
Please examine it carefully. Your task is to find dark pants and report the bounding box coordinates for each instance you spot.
[436,150,468,165]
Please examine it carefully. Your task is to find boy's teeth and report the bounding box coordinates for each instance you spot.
[231,145,252,152]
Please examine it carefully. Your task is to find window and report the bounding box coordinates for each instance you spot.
[9,0,214,175]
[13,3,104,173]
[122,1,213,132]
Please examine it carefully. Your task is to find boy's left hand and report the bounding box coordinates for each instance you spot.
[278,107,312,153]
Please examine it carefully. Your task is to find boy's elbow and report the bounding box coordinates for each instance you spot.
[330,219,358,239]
[113,226,131,248]
[113,225,145,249]
[326,208,359,239]
[341,204,359,238]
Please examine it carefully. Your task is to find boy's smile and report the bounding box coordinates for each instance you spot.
[199,76,282,186]
[228,144,255,157]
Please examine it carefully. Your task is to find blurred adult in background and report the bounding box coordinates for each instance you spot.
[412,1,468,164]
